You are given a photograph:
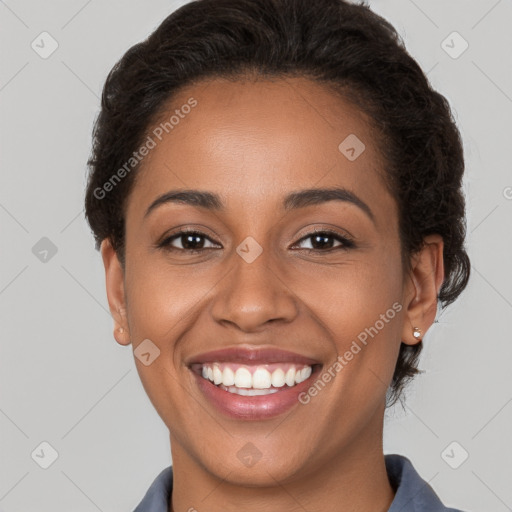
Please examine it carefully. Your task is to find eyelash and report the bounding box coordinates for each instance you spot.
[157,228,355,254]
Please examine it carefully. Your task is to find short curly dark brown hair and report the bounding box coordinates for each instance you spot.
[84,0,470,405]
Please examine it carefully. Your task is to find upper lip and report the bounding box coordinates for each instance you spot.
[187,345,322,366]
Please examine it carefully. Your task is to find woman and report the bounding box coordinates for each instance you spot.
[84,0,470,510]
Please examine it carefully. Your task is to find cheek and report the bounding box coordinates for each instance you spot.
[303,251,403,327]
[304,250,404,376]
[124,256,215,342]
[123,260,208,421]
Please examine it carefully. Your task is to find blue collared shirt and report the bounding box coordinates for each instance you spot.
[133,454,465,511]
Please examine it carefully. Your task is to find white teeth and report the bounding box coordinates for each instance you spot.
[223,366,235,386]
[295,366,312,384]
[200,363,315,391]
[253,367,272,389]
[221,385,280,396]
[285,367,296,386]
[234,367,252,388]
[213,364,223,385]
[271,368,286,387]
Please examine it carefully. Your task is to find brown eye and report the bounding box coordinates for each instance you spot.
[159,230,221,253]
[293,230,355,251]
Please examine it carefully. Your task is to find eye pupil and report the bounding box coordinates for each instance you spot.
[160,229,351,254]
[311,234,333,249]
[182,233,204,250]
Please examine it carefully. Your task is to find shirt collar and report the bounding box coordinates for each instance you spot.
[385,454,463,511]
[133,454,462,512]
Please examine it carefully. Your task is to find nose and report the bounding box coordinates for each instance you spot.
[210,245,299,333]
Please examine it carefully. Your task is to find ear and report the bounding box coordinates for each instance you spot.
[100,238,131,346]
[401,234,444,346]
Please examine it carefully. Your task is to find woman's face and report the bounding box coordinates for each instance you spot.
[102,77,439,485]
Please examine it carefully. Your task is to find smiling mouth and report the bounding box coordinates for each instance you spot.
[190,362,323,396]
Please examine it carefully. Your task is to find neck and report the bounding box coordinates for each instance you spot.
[168,410,394,512]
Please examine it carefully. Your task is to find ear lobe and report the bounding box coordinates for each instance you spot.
[100,239,131,346]
[401,234,444,346]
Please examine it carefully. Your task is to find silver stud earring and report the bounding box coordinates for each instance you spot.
[413,327,422,340]
[118,327,125,334]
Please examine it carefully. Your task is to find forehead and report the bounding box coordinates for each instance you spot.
[128,76,391,218]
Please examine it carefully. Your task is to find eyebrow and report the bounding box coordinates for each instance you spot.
[144,187,375,223]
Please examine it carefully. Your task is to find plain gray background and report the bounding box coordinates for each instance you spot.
[1,0,511,511]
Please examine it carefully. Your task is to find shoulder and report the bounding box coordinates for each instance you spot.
[385,454,467,512]
[132,465,173,512]
[132,458,468,512]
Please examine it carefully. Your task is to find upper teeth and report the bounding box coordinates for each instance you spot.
[201,363,312,389]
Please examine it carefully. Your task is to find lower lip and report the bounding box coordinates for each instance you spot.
[192,367,321,420]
